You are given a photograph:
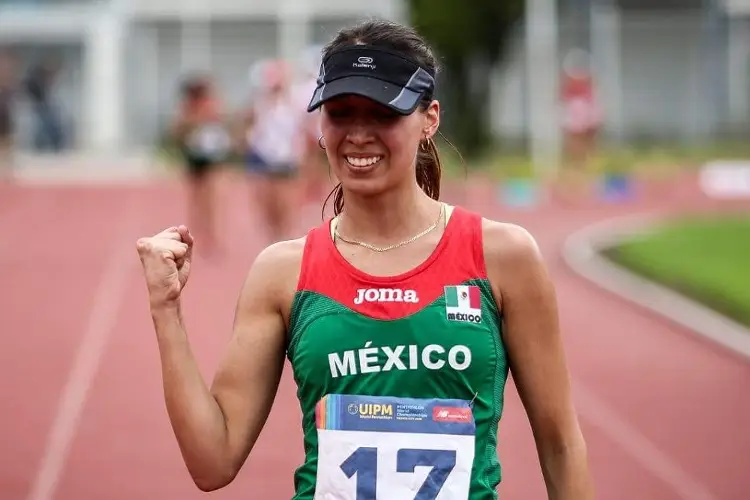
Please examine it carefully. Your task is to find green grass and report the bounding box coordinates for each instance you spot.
[602,214,750,328]
[435,139,750,182]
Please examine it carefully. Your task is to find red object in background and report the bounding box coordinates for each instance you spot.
[562,73,595,102]
[561,73,603,134]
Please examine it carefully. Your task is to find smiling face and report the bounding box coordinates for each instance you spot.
[320,95,440,197]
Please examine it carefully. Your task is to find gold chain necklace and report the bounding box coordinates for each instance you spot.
[334,203,445,253]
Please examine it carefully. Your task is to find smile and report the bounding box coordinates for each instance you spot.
[345,156,383,168]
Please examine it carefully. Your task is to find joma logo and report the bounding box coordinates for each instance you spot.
[354,288,419,305]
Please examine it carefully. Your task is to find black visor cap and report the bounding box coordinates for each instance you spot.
[307,46,435,116]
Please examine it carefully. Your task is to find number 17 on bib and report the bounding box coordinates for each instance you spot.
[314,394,476,500]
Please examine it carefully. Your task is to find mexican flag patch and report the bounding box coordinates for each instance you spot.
[444,285,482,324]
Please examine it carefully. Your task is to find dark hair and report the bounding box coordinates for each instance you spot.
[180,74,210,101]
[321,19,443,217]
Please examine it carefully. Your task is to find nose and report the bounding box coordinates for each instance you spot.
[344,119,375,145]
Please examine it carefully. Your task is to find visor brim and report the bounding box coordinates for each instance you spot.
[307,75,423,115]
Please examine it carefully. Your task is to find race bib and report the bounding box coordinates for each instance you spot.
[314,394,476,500]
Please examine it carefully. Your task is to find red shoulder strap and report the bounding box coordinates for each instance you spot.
[435,206,488,281]
[295,218,334,292]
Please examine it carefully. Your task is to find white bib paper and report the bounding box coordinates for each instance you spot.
[313,394,476,500]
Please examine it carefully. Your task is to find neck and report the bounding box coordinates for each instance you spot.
[336,182,442,246]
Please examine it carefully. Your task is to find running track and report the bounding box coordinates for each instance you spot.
[1,170,749,499]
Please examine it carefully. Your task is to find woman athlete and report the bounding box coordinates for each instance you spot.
[136,20,593,499]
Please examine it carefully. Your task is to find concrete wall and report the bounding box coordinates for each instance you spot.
[492,8,750,144]
[0,0,403,151]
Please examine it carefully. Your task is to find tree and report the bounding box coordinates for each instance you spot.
[409,0,524,159]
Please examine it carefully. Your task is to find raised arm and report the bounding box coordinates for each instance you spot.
[483,220,594,500]
[137,226,302,491]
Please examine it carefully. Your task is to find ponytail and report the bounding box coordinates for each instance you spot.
[415,137,441,202]
[322,136,443,218]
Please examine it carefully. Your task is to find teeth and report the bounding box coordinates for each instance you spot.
[346,156,382,167]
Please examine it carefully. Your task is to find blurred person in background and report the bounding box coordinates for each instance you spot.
[291,45,333,206]
[171,74,231,257]
[559,48,603,198]
[239,58,303,243]
[0,51,17,182]
[25,57,65,152]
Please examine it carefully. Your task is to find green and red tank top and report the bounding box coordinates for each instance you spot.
[287,205,509,500]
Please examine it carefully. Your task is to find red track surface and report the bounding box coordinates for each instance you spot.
[1,171,749,499]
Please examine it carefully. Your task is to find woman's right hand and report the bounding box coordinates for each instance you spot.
[136,225,194,308]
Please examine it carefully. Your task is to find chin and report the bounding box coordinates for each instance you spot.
[339,176,391,197]
[333,160,385,192]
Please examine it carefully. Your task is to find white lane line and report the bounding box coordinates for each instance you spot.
[27,198,139,500]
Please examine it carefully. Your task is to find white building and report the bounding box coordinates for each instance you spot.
[0,0,406,153]
[494,0,750,146]
[3,0,748,155]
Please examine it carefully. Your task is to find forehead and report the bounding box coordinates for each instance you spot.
[323,95,399,113]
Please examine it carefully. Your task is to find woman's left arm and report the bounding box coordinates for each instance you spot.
[483,219,594,500]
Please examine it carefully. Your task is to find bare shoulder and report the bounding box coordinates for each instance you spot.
[252,236,306,270]
[238,236,307,322]
[479,218,549,304]
[481,218,543,269]
[245,236,306,291]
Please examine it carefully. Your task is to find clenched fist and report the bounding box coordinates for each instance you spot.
[136,225,194,308]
